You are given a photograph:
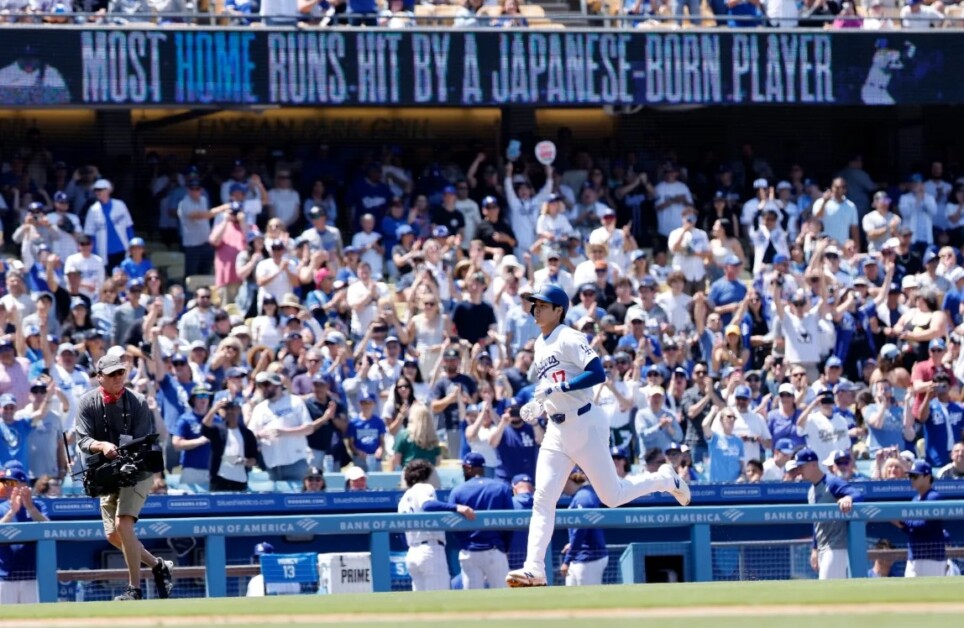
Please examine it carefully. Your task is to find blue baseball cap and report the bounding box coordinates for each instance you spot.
[462,452,485,468]
[909,460,932,477]
[511,473,533,486]
[129,237,146,248]
[396,224,414,239]
[253,542,274,557]
[724,254,742,266]
[24,324,41,337]
[720,365,736,379]
[773,254,789,265]
[359,391,377,404]
[734,385,751,399]
[442,185,457,195]
[1,466,27,484]
[664,442,683,454]
[923,249,938,265]
[128,278,145,290]
[825,356,843,369]
[229,182,247,195]
[794,448,819,465]
[311,372,334,386]
[53,191,69,203]
[432,225,449,238]
[774,438,795,455]
[929,338,947,351]
[610,445,628,459]
[481,195,499,208]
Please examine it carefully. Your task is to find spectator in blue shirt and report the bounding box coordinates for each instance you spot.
[346,392,387,471]
[0,395,31,472]
[894,461,947,577]
[346,163,392,229]
[119,237,153,281]
[917,372,964,467]
[561,468,608,587]
[173,384,214,486]
[726,0,765,27]
[489,403,539,483]
[702,407,744,482]
[708,254,747,325]
[0,463,49,604]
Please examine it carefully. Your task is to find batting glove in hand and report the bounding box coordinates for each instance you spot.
[520,401,543,425]
[534,381,565,404]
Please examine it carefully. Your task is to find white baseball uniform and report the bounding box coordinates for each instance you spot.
[565,556,608,587]
[904,559,947,578]
[522,324,672,577]
[818,548,850,580]
[398,482,450,591]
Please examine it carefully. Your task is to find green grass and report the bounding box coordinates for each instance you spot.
[3,579,963,621]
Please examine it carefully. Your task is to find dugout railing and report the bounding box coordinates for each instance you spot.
[2,501,962,602]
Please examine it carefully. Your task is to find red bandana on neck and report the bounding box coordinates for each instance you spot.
[102,389,122,405]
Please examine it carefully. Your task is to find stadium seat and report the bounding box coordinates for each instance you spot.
[185,274,216,295]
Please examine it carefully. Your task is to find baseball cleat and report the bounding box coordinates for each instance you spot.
[505,569,548,588]
[659,463,691,506]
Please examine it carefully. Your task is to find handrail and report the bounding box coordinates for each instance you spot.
[4,500,963,602]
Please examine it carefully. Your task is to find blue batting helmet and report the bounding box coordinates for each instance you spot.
[253,542,275,557]
[525,284,569,318]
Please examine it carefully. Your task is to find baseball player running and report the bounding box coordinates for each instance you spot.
[506,285,690,588]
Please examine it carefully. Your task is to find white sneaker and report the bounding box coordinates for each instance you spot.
[505,568,548,588]
[659,463,691,506]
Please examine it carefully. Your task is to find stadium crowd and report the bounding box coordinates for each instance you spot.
[0,131,963,499]
[0,0,957,29]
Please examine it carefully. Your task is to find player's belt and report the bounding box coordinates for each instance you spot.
[549,403,591,425]
[417,540,445,547]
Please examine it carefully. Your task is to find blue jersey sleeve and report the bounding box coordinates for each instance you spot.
[565,357,605,392]
[827,476,861,501]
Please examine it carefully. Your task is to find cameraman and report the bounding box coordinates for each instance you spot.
[74,351,174,601]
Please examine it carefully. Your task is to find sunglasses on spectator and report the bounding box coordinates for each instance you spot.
[647,372,660,378]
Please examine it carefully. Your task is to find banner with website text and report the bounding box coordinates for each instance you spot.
[0,28,960,108]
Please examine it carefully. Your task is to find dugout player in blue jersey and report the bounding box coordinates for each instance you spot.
[0,463,48,604]
[894,461,949,577]
[506,285,689,588]
[425,452,511,589]
[560,468,608,587]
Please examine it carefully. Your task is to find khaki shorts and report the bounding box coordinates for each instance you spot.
[101,476,154,536]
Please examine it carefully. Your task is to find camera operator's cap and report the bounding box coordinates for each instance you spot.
[462,452,486,468]
[129,237,146,248]
[92,178,112,191]
[753,178,769,189]
[775,438,796,455]
[96,353,127,375]
[345,466,367,481]
[511,473,533,486]
[901,275,918,290]
[0,394,16,408]
[723,254,742,266]
[909,460,932,477]
[24,324,41,337]
[53,191,69,203]
[734,385,752,399]
[443,348,460,360]
[825,356,843,369]
[254,371,282,386]
[610,445,628,459]
[823,449,852,467]
[929,338,947,351]
[794,448,819,465]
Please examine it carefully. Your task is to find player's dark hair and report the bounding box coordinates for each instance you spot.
[404,459,434,487]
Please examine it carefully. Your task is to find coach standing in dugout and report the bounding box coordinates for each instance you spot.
[74,351,174,601]
[787,448,859,580]
[893,461,949,577]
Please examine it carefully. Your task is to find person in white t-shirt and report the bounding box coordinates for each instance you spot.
[255,239,299,303]
[656,272,694,333]
[762,438,795,481]
[771,271,831,380]
[667,208,710,293]
[64,234,105,300]
[351,213,385,279]
[594,355,638,449]
[796,391,851,470]
[267,170,301,229]
[247,371,316,482]
[861,191,901,253]
[900,0,944,28]
[346,262,389,339]
[653,164,693,240]
[588,207,634,273]
[722,385,772,463]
